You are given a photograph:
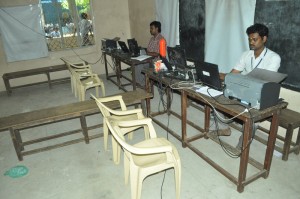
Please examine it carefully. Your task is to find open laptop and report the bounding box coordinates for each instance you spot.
[195,61,223,91]
[105,39,117,51]
[118,41,130,53]
[127,38,140,57]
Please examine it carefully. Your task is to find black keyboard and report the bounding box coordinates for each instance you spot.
[162,71,190,81]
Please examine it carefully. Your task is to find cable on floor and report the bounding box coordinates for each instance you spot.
[156,72,175,199]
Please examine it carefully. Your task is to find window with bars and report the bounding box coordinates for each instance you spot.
[41,0,95,51]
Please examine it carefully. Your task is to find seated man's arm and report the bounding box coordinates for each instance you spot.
[147,51,159,57]
[230,69,242,73]
[219,73,226,81]
[219,69,241,81]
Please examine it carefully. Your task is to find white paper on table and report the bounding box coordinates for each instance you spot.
[131,55,152,61]
[196,86,223,97]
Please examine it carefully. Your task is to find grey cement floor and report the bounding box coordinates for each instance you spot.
[0,74,299,199]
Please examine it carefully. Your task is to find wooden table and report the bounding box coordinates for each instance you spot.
[102,51,153,91]
[144,69,288,192]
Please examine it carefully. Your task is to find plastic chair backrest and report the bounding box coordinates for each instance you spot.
[107,118,165,154]
[91,94,127,117]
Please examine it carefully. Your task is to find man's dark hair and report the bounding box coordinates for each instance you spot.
[246,23,269,37]
[81,13,88,19]
[150,21,161,33]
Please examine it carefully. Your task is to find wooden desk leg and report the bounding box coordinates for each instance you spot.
[104,53,109,80]
[295,128,300,154]
[116,59,122,90]
[204,106,211,139]
[167,87,171,114]
[181,90,187,147]
[264,110,280,178]
[237,119,252,193]
[132,64,139,109]
[132,64,136,90]
[146,98,150,118]
[282,124,293,161]
[141,99,146,116]
[3,76,12,96]
[9,127,23,161]
[80,114,89,144]
[145,74,151,117]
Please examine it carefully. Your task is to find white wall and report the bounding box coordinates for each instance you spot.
[128,0,156,47]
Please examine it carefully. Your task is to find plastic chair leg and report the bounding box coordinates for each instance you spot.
[100,82,106,96]
[175,165,181,199]
[103,119,108,151]
[95,86,99,98]
[130,165,140,199]
[124,156,130,184]
[112,136,120,165]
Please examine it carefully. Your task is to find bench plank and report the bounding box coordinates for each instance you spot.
[3,65,67,78]
[0,89,151,131]
[2,64,69,95]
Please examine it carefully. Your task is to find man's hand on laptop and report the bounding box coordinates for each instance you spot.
[219,73,226,81]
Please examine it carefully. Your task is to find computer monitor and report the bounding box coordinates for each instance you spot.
[195,61,223,91]
[167,46,187,70]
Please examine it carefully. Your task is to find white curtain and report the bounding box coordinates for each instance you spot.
[205,0,256,73]
[155,0,179,47]
[0,4,48,62]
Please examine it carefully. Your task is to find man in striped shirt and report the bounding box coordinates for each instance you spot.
[147,21,165,61]
[135,21,165,87]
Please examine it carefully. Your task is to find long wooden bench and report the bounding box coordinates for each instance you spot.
[256,108,300,161]
[0,89,153,161]
[2,64,69,96]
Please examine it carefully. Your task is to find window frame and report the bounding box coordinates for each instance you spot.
[40,0,95,51]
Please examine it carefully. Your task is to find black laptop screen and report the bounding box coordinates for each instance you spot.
[167,46,187,70]
[195,61,223,91]
[118,41,129,53]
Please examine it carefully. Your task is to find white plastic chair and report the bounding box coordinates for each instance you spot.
[61,58,105,101]
[61,58,91,97]
[106,117,181,199]
[76,73,105,101]
[91,94,148,164]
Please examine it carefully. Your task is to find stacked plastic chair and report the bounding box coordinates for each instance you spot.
[91,94,148,164]
[61,58,105,101]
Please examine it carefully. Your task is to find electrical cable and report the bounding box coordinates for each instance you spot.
[185,86,259,158]
[156,72,172,112]
[168,69,202,90]
[156,71,174,199]
[160,171,167,199]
